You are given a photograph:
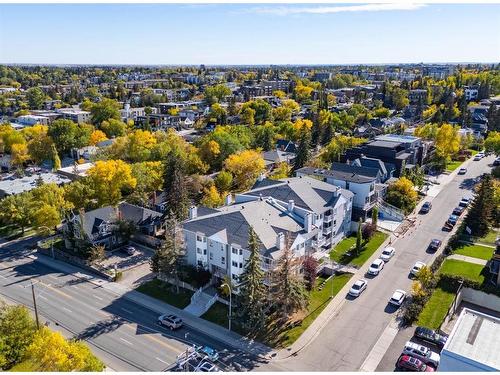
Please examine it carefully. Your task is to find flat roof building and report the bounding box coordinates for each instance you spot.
[440,308,500,372]
[0,173,71,198]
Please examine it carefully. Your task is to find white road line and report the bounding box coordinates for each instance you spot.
[120,337,132,346]
[0,274,6,279]
[63,307,72,313]
[94,295,103,301]
[121,308,133,314]
[38,295,48,300]
[155,357,169,365]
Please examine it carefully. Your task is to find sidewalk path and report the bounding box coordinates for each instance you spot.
[30,252,271,358]
[448,254,488,266]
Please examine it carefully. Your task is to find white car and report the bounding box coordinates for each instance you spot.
[402,341,440,367]
[348,279,368,297]
[410,261,426,277]
[195,361,220,372]
[389,289,407,306]
[473,153,484,161]
[368,258,385,276]
[380,247,396,262]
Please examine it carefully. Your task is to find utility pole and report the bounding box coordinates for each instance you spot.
[31,281,40,329]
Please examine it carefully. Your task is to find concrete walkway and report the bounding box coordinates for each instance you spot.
[448,254,488,265]
[30,252,271,358]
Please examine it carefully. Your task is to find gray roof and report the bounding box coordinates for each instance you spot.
[262,149,295,163]
[297,166,375,184]
[353,157,387,176]
[0,173,71,196]
[368,140,402,149]
[118,202,163,227]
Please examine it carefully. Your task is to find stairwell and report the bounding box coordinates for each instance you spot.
[376,197,405,222]
[184,287,219,317]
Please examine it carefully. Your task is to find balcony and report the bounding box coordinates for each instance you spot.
[323,225,333,234]
[324,214,333,223]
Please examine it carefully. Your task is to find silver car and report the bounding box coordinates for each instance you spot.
[348,279,368,297]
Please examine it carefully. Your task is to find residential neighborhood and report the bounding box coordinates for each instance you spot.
[1,2,500,374]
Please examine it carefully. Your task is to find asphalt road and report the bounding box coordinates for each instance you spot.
[264,155,495,372]
[0,241,269,372]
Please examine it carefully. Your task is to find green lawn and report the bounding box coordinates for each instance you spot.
[136,279,193,309]
[478,229,498,246]
[439,259,487,284]
[453,244,494,261]
[417,280,458,330]
[446,160,463,172]
[279,273,352,347]
[0,224,36,240]
[330,231,388,267]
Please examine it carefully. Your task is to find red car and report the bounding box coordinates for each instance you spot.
[397,355,435,372]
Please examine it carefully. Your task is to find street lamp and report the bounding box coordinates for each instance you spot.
[24,280,41,329]
[221,283,232,332]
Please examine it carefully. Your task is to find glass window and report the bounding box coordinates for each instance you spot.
[232,261,238,267]
[221,257,225,264]
[209,253,213,260]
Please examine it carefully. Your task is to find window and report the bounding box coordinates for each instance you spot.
[196,248,202,254]
[239,249,243,255]
[232,261,238,267]
[196,235,203,242]
[239,263,243,268]
[232,274,239,281]
[209,253,213,260]
[203,249,206,255]
[346,182,350,189]
[197,261,203,267]
[221,257,225,265]
[231,247,238,255]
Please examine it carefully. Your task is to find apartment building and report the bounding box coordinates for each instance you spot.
[182,176,353,283]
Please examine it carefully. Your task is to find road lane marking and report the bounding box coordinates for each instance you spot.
[94,295,103,301]
[121,308,133,314]
[155,357,169,365]
[63,307,72,313]
[38,295,48,300]
[41,282,73,299]
[120,337,132,346]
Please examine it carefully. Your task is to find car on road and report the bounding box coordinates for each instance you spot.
[458,168,467,175]
[452,206,465,216]
[196,346,219,362]
[402,341,440,368]
[389,289,407,307]
[195,361,220,372]
[410,261,426,277]
[348,279,368,297]
[420,202,432,214]
[473,152,484,161]
[458,198,471,208]
[397,355,435,372]
[380,247,396,262]
[428,239,442,252]
[368,258,385,276]
[447,214,458,226]
[414,327,448,349]
[493,157,500,166]
[158,314,183,330]
[123,245,137,256]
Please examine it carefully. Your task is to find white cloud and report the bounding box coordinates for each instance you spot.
[247,3,426,16]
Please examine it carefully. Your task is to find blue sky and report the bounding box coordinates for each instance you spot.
[0,3,499,65]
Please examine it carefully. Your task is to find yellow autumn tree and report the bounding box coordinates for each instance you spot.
[11,143,30,167]
[224,149,265,191]
[89,129,108,146]
[22,327,104,371]
[87,160,137,206]
[293,118,313,139]
[201,184,224,208]
[294,82,314,102]
[435,123,460,163]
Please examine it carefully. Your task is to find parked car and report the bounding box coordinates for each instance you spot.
[195,361,220,372]
[493,157,500,166]
[458,198,471,207]
[379,246,395,261]
[414,327,448,349]
[123,245,137,256]
[452,206,465,216]
[196,346,219,362]
[348,279,368,297]
[368,258,385,276]
[447,214,458,226]
[410,261,426,277]
[397,355,435,372]
[158,314,183,330]
[473,152,484,161]
[420,202,432,214]
[389,289,407,307]
[428,239,442,252]
[458,168,467,175]
[402,341,440,367]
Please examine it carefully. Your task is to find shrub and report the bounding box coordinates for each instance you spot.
[362,223,376,242]
[114,271,123,282]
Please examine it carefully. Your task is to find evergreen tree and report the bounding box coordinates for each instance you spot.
[272,236,308,319]
[150,212,185,293]
[237,227,267,333]
[356,218,363,255]
[163,151,189,221]
[51,144,61,171]
[371,207,379,227]
[464,174,494,237]
[294,128,311,171]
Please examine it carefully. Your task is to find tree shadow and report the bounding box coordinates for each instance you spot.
[75,315,127,340]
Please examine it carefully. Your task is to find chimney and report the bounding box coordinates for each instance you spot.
[288,200,295,212]
[225,193,232,206]
[305,213,313,232]
[334,186,340,198]
[258,173,265,182]
[188,206,197,220]
[276,232,285,250]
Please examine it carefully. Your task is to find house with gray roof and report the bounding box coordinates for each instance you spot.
[0,173,71,198]
[182,176,353,283]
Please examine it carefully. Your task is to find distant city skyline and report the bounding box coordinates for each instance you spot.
[0,3,499,65]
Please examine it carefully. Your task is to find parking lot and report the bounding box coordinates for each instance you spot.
[99,242,154,272]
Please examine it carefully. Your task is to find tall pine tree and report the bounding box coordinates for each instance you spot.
[237,226,267,334]
[294,128,311,171]
[163,151,189,221]
[464,174,494,237]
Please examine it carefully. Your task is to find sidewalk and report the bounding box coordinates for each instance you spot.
[448,254,488,266]
[30,252,272,358]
